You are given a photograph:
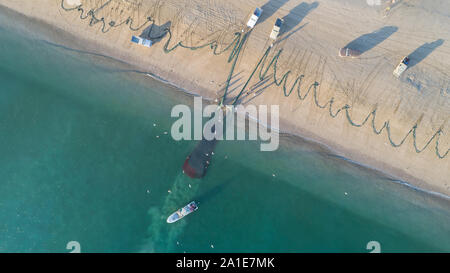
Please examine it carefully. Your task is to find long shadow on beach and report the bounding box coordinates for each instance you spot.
[258,0,290,24]
[343,26,398,55]
[239,76,274,105]
[274,22,308,45]
[216,71,245,101]
[140,21,171,44]
[407,39,444,68]
[281,2,319,35]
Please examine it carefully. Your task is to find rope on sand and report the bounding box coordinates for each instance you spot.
[59,0,449,159]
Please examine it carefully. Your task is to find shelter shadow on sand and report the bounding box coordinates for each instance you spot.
[140,21,171,44]
[343,26,398,55]
[407,39,444,68]
[275,22,308,45]
[258,0,290,24]
[281,2,319,35]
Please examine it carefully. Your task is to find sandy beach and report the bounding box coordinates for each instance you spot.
[0,0,448,196]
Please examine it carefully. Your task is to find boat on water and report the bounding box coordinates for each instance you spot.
[167,201,198,223]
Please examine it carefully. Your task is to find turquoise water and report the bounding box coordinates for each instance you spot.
[0,9,449,253]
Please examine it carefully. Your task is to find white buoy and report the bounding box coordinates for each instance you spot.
[210,244,214,248]
[188,184,192,188]
[344,192,348,196]
[168,189,172,193]
[153,123,157,127]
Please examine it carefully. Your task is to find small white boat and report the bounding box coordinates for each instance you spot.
[393,56,409,78]
[167,201,198,223]
[269,18,283,40]
[131,35,153,48]
[247,8,262,28]
[339,47,361,58]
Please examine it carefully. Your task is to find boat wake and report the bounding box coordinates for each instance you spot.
[138,173,200,252]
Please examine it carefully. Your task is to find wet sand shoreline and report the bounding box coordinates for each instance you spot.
[0,0,448,197]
